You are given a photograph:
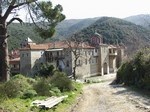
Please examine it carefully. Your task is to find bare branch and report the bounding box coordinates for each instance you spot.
[7,17,23,26]
[0,0,2,16]
[3,0,37,20]
[3,5,13,20]
[27,4,41,29]
[13,1,29,8]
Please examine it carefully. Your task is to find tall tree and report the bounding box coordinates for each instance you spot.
[0,0,65,81]
[65,37,83,80]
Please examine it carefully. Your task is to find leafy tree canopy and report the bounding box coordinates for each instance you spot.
[0,0,65,81]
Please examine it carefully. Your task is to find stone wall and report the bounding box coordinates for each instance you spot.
[20,50,31,75]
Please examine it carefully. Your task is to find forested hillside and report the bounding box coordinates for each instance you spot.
[8,16,150,55]
[7,23,43,50]
[7,17,99,50]
[124,14,150,29]
[48,17,100,41]
[73,17,150,54]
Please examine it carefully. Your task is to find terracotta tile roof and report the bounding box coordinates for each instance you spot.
[30,44,49,50]
[46,41,95,49]
[20,44,49,50]
[9,58,20,64]
[20,41,94,50]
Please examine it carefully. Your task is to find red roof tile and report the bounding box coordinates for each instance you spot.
[20,41,94,50]
[9,58,20,64]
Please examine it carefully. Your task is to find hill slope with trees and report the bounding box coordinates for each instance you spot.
[73,17,150,54]
[8,16,150,55]
[124,14,150,29]
[7,17,99,50]
[7,23,43,51]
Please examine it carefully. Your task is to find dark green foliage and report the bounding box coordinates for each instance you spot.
[74,17,150,55]
[38,62,55,77]
[51,72,74,92]
[33,77,62,96]
[7,23,43,51]
[33,78,51,96]
[0,74,34,98]
[0,84,8,101]
[8,17,150,56]
[3,80,30,98]
[7,17,99,50]
[30,1,65,39]
[22,90,37,99]
[116,48,150,90]
[3,80,23,98]
[49,87,61,96]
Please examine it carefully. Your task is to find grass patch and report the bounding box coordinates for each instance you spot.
[46,82,83,112]
[0,82,83,112]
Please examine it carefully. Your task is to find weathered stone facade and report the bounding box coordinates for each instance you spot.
[18,34,125,78]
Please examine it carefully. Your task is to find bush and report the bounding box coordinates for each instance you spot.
[0,84,8,102]
[116,48,150,90]
[3,80,23,98]
[38,62,55,77]
[33,78,51,96]
[22,90,37,99]
[33,78,62,96]
[116,62,127,84]
[0,74,33,98]
[51,72,74,92]
[49,87,61,96]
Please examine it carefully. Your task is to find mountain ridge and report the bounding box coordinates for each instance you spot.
[7,14,150,55]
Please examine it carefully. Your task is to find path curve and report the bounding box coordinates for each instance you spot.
[71,79,150,112]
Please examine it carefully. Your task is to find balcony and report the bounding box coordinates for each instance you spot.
[109,49,117,56]
[109,52,117,56]
[55,55,65,60]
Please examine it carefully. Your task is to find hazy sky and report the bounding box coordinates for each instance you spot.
[9,0,150,22]
[52,0,150,19]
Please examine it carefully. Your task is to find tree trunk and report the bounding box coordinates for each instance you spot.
[72,58,77,80]
[0,18,10,81]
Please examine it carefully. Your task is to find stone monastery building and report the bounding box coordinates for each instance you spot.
[10,33,125,78]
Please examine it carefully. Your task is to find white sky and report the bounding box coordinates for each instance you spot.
[52,0,150,19]
[8,0,150,22]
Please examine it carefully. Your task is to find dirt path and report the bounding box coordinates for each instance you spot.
[71,77,150,112]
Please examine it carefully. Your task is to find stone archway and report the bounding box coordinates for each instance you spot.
[103,62,108,74]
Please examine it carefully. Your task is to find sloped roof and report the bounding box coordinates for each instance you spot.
[9,58,20,64]
[45,41,94,49]
[20,41,94,51]
[108,45,117,49]
[20,44,49,50]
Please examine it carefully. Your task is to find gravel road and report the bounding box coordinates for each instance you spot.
[71,75,150,112]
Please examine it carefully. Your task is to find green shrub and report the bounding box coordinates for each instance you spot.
[33,77,62,96]
[49,87,61,96]
[0,74,33,98]
[116,48,150,90]
[33,78,51,96]
[0,84,8,102]
[3,80,23,98]
[38,62,55,77]
[116,62,127,84]
[51,72,74,92]
[22,90,37,99]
